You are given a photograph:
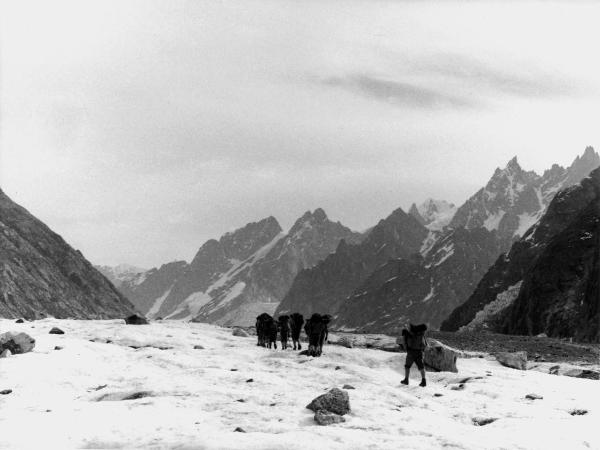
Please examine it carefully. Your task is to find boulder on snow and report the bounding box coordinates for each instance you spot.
[525,393,543,400]
[0,349,12,358]
[0,332,36,354]
[193,345,204,350]
[124,314,149,325]
[232,328,249,337]
[0,389,13,395]
[495,351,527,370]
[336,336,353,348]
[342,384,355,390]
[314,410,346,425]
[306,388,350,415]
[15,319,25,324]
[424,339,459,373]
[563,368,600,380]
[49,327,65,335]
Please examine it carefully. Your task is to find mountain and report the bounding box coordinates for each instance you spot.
[125,210,361,325]
[0,188,135,319]
[335,226,501,331]
[285,147,598,332]
[441,168,599,342]
[449,146,600,250]
[408,199,457,230]
[275,207,428,318]
[96,264,147,288]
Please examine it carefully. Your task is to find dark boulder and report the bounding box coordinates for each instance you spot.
[306,388,350,415]
[49,327,65,335]
[124,314,149,325]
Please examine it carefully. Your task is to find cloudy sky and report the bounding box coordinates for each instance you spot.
[1,0,599,268]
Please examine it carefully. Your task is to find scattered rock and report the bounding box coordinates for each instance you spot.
[342,384,355,390]
[335,366,341,371]
[451,384,465,391]
[124,314,149,325]
[95,384,107,391]
[54,346,63,350]
[314,410,346,426]
[0,389,12,395]
[230,368,238,371]
[234,427,246,433]
[246,378,254,383]
[495,351,527,370]
[232,328,249,337]
[569,409,588,416]
[525,393,543,400]
[472,417,498,426]
[0,349,12,358]
[549,365,560,375]
[306,388,350,415]
[269,403,276,406]
[434,393,443,397]
[563,368,600,380]
[337,336,353,348]
[236,399,246,403]
[193,345,204,350]
[96,391,153,401]
[424,339,459,373]
[49,327,64,335]
[0,332,36,354]
[15,319,25,324]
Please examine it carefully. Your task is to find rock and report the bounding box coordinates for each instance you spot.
[342,384,355,390]
[434,393,443,397]
[472,417,498,426]
[314,410,346,426]
[569,409,588,416]
[94,384,107,391]
[535,333,548,338]
[0,389,13,395]
[246,378,254,383]
[337,336,353,348]
[0,349,12,358]
[193,345,204,350]
[54,346,63,350]
[0,332,36,354]
[232,328,249,337]
[234,427,246,433]
[423,339,459,373]
[236,399,245,403]
[335,366,341,370]
[306,388,350,415]
[230,368,238,371]
[563,368,600,380]
[549,365,560,375]
[124,314,149,325]
[525,393,543,400]
[495,351,527,370]
[451,384,465,391]
[49,327,65,335]
[15,319,25,324]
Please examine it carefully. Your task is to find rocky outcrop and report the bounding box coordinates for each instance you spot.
[0,188,135,319]
[408,199,457,231]
[124,314,149,325]
[443,168,600,342]
[276,208,428,318]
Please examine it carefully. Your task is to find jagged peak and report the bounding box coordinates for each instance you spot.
[506,156,521,171]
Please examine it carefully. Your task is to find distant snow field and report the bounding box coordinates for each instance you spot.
[0,319,597,449]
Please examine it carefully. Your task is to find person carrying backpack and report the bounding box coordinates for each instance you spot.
[400,323,428,387]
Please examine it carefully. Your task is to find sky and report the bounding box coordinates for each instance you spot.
[1,0,599,268]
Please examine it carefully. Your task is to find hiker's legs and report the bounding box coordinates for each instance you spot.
[416,354,426,387]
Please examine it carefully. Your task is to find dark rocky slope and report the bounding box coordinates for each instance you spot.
[0,188,135,319]
[442,168,599,342]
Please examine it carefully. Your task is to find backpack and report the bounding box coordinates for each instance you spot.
[406,323,428,350]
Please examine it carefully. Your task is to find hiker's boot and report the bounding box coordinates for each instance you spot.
[419,379,427,387]
[401,378,409,385]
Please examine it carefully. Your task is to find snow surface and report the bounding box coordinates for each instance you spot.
[514,212,541,238]
[0,319,598,450]
[483,211,506,231]
[416,199,457,231]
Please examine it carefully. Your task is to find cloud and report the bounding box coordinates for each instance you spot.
[322,74,475,108]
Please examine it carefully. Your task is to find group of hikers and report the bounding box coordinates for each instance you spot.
[254,312,429,387]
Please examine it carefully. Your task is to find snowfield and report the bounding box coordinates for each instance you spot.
[0,319,597,450]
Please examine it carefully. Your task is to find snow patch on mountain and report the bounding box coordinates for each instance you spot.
[147,287,173,319]
[483,210,506,231]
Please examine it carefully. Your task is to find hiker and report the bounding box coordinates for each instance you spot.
[400,323,428,387]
